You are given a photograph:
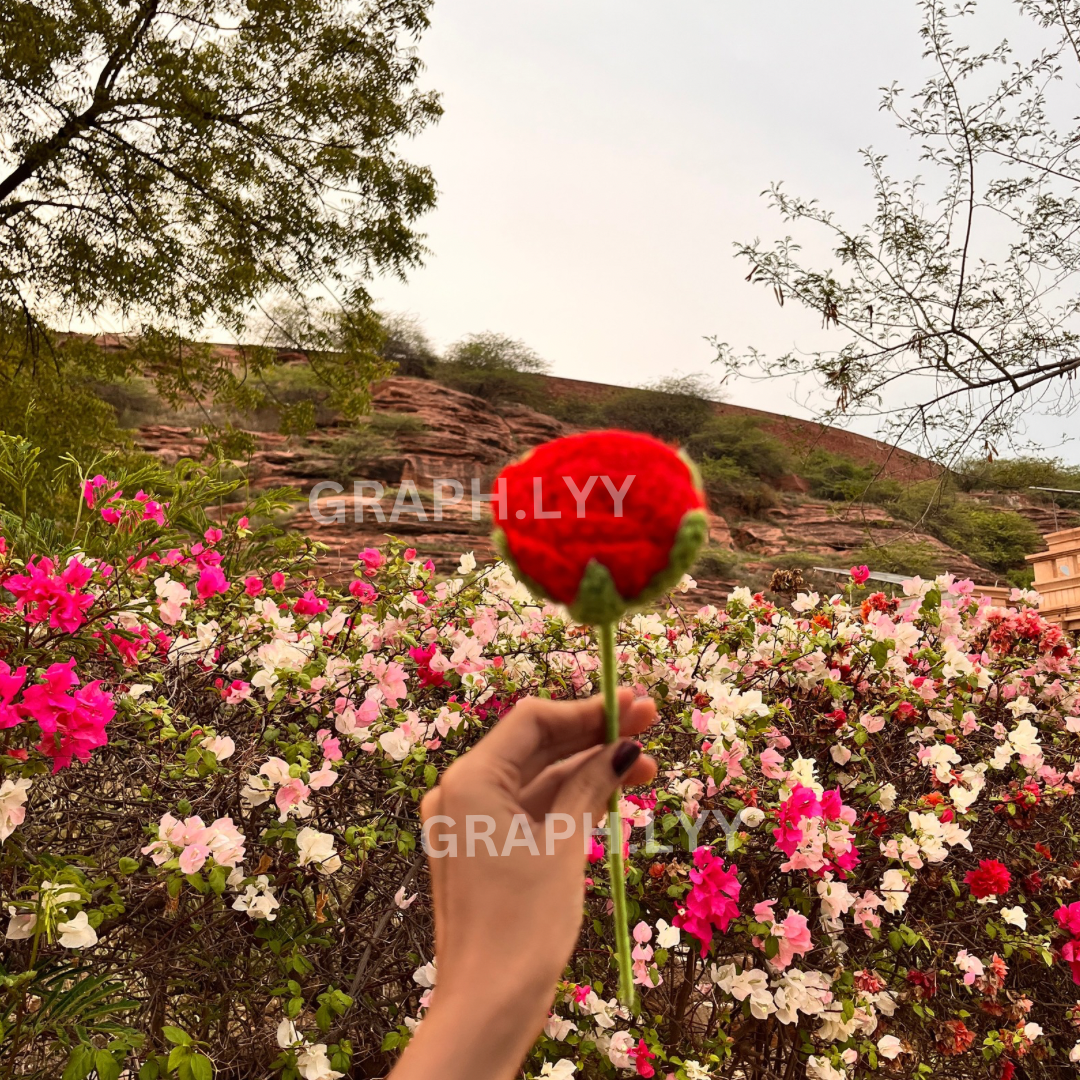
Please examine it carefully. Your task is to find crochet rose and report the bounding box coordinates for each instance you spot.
[491,429,707,622]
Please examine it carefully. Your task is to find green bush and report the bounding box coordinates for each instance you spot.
[685,415,791,481]
[380,313,439,378]
[435,331,550,405]
[697,458,778,516]
[600,374,719,443]
[330,413,426,477]
[892,480,1041,574]
[693,546,741,579]
[953,455,1080,493]
[798,448,903,504]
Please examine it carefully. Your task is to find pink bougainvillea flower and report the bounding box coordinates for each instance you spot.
[0,661,27,730]
[349,579,377,603]
[850,564,871,584]
[22,658,116,771]
[196,567,230,600]
[673,847,741,957]
[5,556,95,633]
[358,548,385,576]
[633,1038,656,1078]
[293,590,328,616]
[1055,901,1080,936]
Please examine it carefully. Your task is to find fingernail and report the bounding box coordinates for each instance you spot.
[612,740,641,777]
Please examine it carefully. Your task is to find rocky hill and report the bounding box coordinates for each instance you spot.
[121,361,1077,607]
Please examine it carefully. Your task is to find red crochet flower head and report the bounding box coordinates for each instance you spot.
[491,430,707,623]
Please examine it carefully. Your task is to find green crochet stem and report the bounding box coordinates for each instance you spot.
[599,619,637,1011]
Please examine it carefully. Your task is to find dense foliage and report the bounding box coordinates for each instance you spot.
[2,456,1080,1080]
[0,0,439,424]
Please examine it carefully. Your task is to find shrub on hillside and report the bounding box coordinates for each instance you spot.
[954,455,1080,494]
[599,375,719,443]
[692,546,741,580]
[697,457,778,516]
[435,331,549,405]
[893,481,1042,575]
[2,447,1080,1078]
[799,449,903,505]
[379,313,439,379]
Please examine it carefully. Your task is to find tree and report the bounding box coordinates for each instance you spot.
[722,0,1080,461]
[0,0,440,423]
[437,331,550,403]
[601,373,723,443]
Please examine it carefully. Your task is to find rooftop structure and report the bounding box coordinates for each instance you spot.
[1027,526,1080,631]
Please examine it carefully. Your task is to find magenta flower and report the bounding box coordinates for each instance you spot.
[293,590,328,616]
[673,847,741,957]
[349,579,377,603]
[358,547,385,576]
[1055,901,1080,936]
[5,556,95,633]
[196,567,230,600]
[0,661,26,730]
[850,564,871,585]
[22,659,116,771]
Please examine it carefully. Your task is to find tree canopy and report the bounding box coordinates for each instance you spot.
[0,0,440,421]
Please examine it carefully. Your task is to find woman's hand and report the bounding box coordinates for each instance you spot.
[389,689,657,1080]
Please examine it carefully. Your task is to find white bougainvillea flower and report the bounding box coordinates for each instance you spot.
[57,911,97,949]
[0,777,31,843]
[296,1043,343,1080]
[295,827,341,875]
[877,1034,904,1059]
[539,1061,576,1080]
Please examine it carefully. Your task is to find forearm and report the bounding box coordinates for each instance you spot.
[388,989,546,1080]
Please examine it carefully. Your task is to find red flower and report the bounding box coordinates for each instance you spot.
[492,431,706,622]
[906,969,937,998]
[965,859,1011,899]
[935,1019,976,1056]
[850,564,870,584]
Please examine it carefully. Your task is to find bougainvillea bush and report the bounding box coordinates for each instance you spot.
[4,471,1080,1078]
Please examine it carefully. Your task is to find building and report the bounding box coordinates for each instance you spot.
[1027,526,1080,631]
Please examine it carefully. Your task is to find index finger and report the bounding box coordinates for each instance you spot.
[467,689,658,787]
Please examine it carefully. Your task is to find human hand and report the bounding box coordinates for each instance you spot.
[389,689,657,1080]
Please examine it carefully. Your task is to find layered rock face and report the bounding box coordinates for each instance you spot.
[134,373,1065,604]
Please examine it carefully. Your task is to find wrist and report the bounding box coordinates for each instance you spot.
[392,975,552,1080]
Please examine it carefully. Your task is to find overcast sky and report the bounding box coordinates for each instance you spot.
[372,0,1080,459]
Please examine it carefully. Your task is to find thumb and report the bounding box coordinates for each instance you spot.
[552,738,650,822]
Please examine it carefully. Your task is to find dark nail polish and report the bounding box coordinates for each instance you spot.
[612,740,641,777]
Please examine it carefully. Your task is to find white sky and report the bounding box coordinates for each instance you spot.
[372,0,1080,461]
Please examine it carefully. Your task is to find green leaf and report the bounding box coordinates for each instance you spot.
[189,1054,213,1080]
[61,1045,94,1080]
[94,1050,121,1080]
[117,858,139,875]
[162,1027,192,1047]
[138,1061,160,1080]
